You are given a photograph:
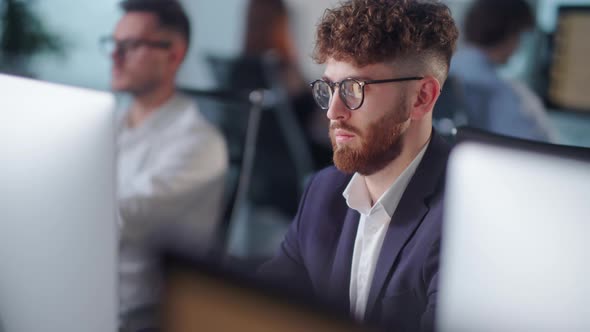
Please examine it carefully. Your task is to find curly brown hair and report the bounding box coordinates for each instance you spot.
[314,0,458,81]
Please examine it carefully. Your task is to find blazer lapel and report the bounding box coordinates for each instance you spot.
[326,207,360,314]
[364,133,449,318]
[364,187,429,317]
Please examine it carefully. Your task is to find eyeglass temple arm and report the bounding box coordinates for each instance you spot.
[364,77,424,84]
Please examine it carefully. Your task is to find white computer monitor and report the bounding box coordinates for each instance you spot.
[438,140,590,332]
[0,74,116,332]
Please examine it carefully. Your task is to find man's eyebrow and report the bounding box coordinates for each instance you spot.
[320,75,365,82]
[320,75,375,82]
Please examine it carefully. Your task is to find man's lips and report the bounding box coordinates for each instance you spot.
[333,129,356,143]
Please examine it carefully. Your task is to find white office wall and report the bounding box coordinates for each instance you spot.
[28,1,120,90]
[176,0,248,88]
[283,0,337,80]
[27,0,248,90]
[26,0,584,90]
[24,0,339,89]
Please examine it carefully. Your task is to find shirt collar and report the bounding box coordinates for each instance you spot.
[116,92,185,136]
[343,140,430,218]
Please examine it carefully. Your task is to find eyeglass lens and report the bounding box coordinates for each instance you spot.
[100,37,171,56]
[312,81,332,109]
[341,80,363,109]
[312,79,364,110]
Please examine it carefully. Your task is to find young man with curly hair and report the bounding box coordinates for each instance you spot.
[260,1,458,331]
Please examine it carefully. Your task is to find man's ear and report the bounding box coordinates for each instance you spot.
[168,38,187,68]
[410,76,441,120]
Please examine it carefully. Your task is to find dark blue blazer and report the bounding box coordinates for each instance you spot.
[260,133,450,332]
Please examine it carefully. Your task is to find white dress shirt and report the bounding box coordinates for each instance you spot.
[116,93,228,321]
[344,142,429,321]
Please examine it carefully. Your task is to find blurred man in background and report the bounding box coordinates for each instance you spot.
[261,0,458,331]
[102,0,227,329]
[451,0,557,142]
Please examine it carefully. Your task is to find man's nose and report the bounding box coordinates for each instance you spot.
[326,91,351,121]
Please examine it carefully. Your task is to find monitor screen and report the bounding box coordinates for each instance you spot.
[0,74,117,332]
[438,140,590,331]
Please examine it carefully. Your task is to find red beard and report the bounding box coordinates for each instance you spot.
[330,107,409,175]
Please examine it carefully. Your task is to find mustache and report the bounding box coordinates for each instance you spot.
[329,122,362,136]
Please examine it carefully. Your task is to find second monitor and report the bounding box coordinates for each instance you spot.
[0,74,117,332]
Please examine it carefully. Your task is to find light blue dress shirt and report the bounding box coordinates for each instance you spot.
[450,46,553,142]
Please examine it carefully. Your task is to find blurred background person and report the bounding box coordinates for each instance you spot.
[234,0,331,218]
[101,0,228,329]
[450,0,557,142]
[206,0,332,263]
[243,0,332,168]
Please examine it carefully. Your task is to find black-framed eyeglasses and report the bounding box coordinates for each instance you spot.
[310,76,424,111]
[99,36,172,56]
